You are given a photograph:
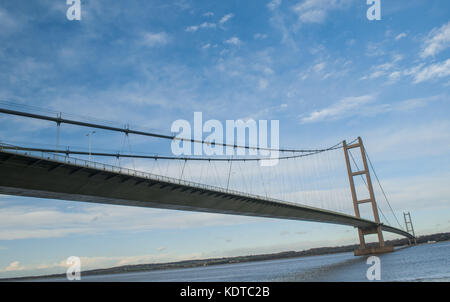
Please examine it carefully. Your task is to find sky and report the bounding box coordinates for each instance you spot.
[0,0,449,278]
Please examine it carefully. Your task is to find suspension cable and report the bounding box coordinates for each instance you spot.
[0,107,344,153]
[348,150,392,226]
[364,149,404,230]
[0,142,344,162]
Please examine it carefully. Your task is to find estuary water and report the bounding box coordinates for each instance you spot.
[38,241,450,282]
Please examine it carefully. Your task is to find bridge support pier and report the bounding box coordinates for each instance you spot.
[354,245,393,256]
[343,138,394,256]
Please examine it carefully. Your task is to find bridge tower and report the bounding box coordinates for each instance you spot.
[343,137,394,256]
[403,212,417,245]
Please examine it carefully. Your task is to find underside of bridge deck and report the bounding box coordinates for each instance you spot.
[0,150,415,243]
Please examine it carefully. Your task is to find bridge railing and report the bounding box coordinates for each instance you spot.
[0,143,294,207]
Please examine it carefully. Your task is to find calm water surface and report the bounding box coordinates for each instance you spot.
[39,241,450,282]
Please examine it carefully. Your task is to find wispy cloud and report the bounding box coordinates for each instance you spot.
[365,119,450,160]
[421,21,450,58]
[292,0,353,24]
[395,32,407,40]
[185,25,199,32]
[0,203,258,240]
[0,8,21,36]
[299,58,351,81]
[268,4,297,49]
[219,13,234,25]
[361,63,397,80]
[365,42,386,57]
[2,261,25,272]
[267,0,282,11]
[224,36,241,46]
[301,95,374,123]
[300,95,444,124]
[186,13,232,33]
[185,22,216,32]
[360,54,403,82]
[141,32,171,47]
[313,62,326,73]
[254,33,268,40]
[201,43,211,49]
[0,252,204,275]
[412,59,450,83]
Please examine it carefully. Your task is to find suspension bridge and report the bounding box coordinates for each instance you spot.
[0,104,416,256]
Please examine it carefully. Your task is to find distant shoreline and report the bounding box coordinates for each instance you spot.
[3,232,449,281]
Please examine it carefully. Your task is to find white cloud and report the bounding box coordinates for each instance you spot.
[267,1,298,50]
[224,36,241,46]
[392,54,404,63]
[292,0,352,24]
[185,25,199,32]
[0,203,259,241]
[379,174,450,210]
[6,57,53,90]
[412,59,450,83]
[294,9,326,23]
[203,12,214,17]
[141,32,170,47]
[3,261,25,272]
[300,95,444,124]
[360,55,403,81]
[388,71,401,81]
[254,33,268,40]
[219,13,234,25]
[421,21,450,58]
[185,22,216,32]
[313,62,326,73]
[200,22,216,29]
[267,0,282,11]
[383,95,442,112]
[365,119,450,160]
[0,253,206,276]
[258,78,269,89]
[360,70,385,80]
[363,27,449,84]
[0,8,20,36]
[365,42,385,57]
[187,14,232,32]
[301,95,374,123]
[395,32,407,40]
[299,59,351,81]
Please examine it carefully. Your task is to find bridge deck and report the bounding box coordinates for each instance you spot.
[0,148,414,239]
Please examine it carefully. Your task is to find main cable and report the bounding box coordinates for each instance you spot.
[0,143,343,162]
[0,107,345,153]
[365,149,404,230]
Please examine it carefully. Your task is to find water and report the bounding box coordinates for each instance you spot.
[38,241,450,282]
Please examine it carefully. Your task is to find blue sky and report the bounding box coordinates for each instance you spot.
[0,0,449,278]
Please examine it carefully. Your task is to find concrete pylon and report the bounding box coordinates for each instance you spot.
[343,137,394,256]
[403,212,417,245]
